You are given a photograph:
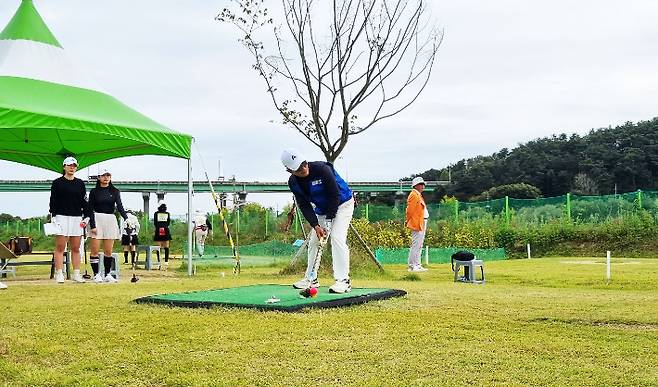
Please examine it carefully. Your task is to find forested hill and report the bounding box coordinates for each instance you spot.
[413,118,658,200]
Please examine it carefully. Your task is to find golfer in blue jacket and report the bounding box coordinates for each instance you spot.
[281,149,354,293]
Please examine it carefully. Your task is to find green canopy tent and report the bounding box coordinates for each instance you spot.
[0,0,196,274]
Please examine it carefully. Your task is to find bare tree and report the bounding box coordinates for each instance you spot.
[573,173,599,195]
[218,0,442,162]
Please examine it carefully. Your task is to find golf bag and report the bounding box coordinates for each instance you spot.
[451,250,475,280]
[5,236,32,256]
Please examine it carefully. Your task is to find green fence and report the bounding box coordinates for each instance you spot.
[375,247,507,265]
[186,240,298,258]
[354,190,654,225]
[1,218,44,237]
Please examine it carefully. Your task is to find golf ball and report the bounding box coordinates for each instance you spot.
[309,287,318,297]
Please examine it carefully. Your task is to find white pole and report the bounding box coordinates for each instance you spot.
[424,246,429,266]
[187,146,194,276]
[527,243,531,259]
[606,250,611,281]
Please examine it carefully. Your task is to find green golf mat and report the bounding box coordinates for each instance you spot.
[134,284,407,312]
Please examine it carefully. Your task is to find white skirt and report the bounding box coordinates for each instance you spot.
[53,215,84,237]
[90,213,120,240]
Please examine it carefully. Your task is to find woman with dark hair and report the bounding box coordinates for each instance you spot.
[49,156,94,283]
[120,211,140,264]
[88,168,128,283]
[153,201,172,269]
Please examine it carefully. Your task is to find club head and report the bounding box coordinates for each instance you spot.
[130,275,139,283]
[82,274,92,279]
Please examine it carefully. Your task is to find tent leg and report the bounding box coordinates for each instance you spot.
[187,154,193,276]
[348,223,383,271]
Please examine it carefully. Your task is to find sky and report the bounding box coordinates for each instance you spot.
[1,0,657,217]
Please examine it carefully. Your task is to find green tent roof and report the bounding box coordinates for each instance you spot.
[0,0,61,47]
[0,0,192,172]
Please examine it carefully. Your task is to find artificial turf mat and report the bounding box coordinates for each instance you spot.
[134,284,407,312]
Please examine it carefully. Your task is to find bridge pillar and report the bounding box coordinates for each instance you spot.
[237,191,247,204]
[142,192,150,216]
[394,190,405,208]
[156,192,166,204]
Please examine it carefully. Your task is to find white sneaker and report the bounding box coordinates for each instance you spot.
[55,271,65,284]
[103,274,118,283]
[329,279,351,294]
[72,273,86,283]
[292,277,319,289]
[408,265,429,273]
[93,273,104,283]
[0,282,7,290]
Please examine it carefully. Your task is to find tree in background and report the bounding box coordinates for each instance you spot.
[572,173,598,196]
[472,183,542,201]
[411,118,658,200]
[218,0,442,162]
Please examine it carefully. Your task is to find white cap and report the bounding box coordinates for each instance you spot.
[411,176,426,188]
[281,149,305,171]
[63,156,78,166]
[98,168,111,176]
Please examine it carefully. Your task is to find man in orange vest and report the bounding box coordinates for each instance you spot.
[405,176,429,272]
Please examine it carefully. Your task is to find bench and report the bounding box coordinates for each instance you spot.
[135,245,161,270]
[98,252,120,280]
[453,259,485,284]
[0,246,71,280]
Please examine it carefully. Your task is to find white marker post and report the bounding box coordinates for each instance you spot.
[606,251,611,281]
[527,243,531,259]
[425,246,429,266]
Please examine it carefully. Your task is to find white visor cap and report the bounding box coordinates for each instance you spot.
[281,149,305,171]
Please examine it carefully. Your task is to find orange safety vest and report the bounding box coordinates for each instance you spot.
[405,189,426,231]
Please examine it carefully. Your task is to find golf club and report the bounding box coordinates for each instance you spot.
[81,227,91,279]
[304,225,331,294]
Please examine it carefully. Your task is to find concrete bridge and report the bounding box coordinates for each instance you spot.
[0,179,449,213]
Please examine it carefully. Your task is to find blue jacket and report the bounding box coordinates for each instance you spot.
[288,161,352,227]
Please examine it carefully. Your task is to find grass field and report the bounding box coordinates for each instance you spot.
[1,256,657,386]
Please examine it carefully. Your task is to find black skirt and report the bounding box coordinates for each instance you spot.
[121,235,139,246]
[154,226,172,241]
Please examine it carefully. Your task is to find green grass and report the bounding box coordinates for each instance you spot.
[1,256,657,386]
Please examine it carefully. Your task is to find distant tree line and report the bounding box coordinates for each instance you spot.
[404,118,658,202]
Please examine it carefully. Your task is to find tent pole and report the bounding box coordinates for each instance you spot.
[187,149,193,276]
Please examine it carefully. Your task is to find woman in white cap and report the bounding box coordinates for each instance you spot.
[281,149,355,294]
[88,168,128,283]
[405,176,429,272]
[153,201,172,269]
[49,156,94,283]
